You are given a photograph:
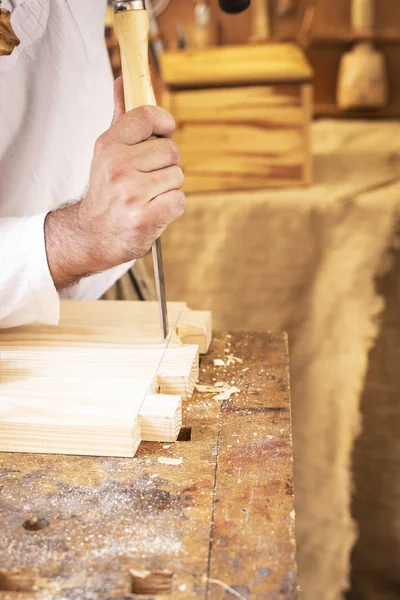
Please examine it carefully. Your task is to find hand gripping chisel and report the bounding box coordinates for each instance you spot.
[113,0,168,339]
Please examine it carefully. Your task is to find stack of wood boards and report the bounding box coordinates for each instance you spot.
[0,301,212,458]
[161,43,313,193]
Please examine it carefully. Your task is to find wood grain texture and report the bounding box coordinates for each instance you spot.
[161,43,313,89]
[113,8,156,108]
[0,301,211,458]
[0,333,296,599]
[168,83,312,192]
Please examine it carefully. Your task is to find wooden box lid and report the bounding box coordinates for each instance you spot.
[161,43,313,90]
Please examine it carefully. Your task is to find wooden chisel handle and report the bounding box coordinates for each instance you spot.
[114,2,156,108]
[113,1,169,339]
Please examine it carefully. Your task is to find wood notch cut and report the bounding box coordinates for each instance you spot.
[130,569,173,595]
[0,301,212,458]
[177,427,192,441]
[22,517,50,532]
[0,569,38,592]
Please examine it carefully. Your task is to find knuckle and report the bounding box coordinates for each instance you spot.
[142,105,156,120]
[173,191,186,217]
[126,178,144,204]
[105,160,123,184]
[94,133,109,154]
[136,105,156,127]
[161,191,186,224]
[133,211,148,232]
[167,139,180,163]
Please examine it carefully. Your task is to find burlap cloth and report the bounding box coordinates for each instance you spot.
[108,121,400,599]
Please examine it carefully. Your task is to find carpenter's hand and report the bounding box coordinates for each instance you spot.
[45,77,185,289]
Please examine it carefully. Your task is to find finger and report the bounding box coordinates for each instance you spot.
[132,138,180,172]
[139,166,184,203]
[108,106,175,146]
[139,189,186,237]
[149,189,186,227]
[112,77,126,125]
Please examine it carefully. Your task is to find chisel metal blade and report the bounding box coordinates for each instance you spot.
[152,238,168,339]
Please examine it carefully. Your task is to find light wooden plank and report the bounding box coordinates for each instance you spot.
[161,43,313,89]
[0,301,211,353]
[0,301,212,458]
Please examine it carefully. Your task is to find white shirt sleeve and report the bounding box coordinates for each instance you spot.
[0,213,59,328]
[0,214,135,328]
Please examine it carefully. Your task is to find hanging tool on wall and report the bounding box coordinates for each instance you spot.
[145,0,164,74]
[193,0,212,49]
[218,0,250,12]
[114,0,169,339]
[0,0,20,56]
[276,0,296,18]
[250,0,271,43]
[337,0,388,110]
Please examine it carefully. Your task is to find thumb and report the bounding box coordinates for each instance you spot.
[112,76,126,124]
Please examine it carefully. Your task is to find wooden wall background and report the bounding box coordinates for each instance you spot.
[107,0,400,118]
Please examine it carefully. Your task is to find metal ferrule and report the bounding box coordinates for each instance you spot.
[114,0,146,12]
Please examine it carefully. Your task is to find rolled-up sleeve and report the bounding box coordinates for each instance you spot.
[0,213,59,328]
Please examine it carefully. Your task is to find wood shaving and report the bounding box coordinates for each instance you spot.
[213,358,226,367]
[213,386,240,401]
[157,457,183,466]
[225,354,244,366]
[195,384,219,393]
[196,382,240,401]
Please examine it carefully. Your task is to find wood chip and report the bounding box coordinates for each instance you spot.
[213,386,240,401]
[225,355,244,366]
[213,359,226,367]
[195,384,218,393]
[157,456,183,466]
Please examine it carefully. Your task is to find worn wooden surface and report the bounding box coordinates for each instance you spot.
[0,333,296,600]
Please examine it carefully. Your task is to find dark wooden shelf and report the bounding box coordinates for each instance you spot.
[312,31,400,45]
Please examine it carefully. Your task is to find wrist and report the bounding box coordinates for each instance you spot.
[44,202,96,290]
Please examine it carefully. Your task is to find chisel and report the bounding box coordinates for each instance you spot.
[113,0,168,339]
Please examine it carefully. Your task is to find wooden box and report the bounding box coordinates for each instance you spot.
[161,43,313,193]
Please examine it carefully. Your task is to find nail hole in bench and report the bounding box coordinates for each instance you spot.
[130,569,173,595]
[0,569,37,592]
[22,516,50,531]
[177,427,192,441]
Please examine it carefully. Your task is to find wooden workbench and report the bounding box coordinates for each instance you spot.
[0,333,296,600]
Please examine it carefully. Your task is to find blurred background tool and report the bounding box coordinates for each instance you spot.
[193,0,212,49]
[176,22,187,48]
[146,0,165,73]
[218,0,250,13]
[337,0,388,110]
[250,0,271,43]
[276,0,296,18]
